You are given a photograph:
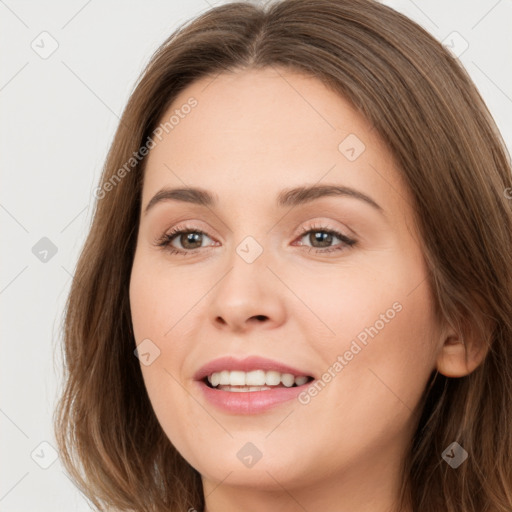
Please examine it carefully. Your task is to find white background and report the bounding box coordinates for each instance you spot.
[1,0,511,510]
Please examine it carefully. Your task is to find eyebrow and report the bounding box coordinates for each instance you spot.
[143,184,384,216]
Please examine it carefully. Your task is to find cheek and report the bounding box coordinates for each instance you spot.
[129,251,201,341]
[129,264,195,464]
[287,275,437,476]
[292,247,438,413]
[129,253,205,448]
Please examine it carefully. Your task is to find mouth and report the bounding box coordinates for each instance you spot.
[194,356,316,412]
[202,370,315,392]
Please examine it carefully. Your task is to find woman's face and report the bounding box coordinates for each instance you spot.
[129,67,443,504]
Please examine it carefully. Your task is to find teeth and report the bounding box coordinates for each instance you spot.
[246,370,266,385]
[294,376,308,386]
[210,372,221,387]
[281,373,295,387]
[230,371,246,386]
[265,370,281,386]
[219,386,272,392]
[206,370,310,388]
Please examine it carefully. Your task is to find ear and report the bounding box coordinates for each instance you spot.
[435,324,490,378]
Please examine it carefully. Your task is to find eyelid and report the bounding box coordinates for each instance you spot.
[154,218,357,255]
[295,219,350,237]
[293,221,356,247]
[153,222,217,250]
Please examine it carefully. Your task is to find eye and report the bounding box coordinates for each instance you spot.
[154,222,357,256]
[154,224,217,255]
[294,223,356,254]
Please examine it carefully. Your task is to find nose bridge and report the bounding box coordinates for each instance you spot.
[221,231,271,300]
[221,203,275,271]
[208,229,285,331]
[234,233,267,266]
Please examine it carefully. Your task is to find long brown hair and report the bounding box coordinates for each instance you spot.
[53,0,512,510]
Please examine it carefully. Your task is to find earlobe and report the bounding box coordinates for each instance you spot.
[435,333,489,378]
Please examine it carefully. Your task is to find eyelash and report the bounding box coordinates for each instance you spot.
[154,223,357,256]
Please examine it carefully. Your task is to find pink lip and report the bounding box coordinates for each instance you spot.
[196,380,310,414]
[193,355,313,382]
[193,355,315,415]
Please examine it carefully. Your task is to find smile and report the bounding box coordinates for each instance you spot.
[205,369,313,390]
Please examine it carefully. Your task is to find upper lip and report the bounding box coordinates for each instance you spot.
[194,355,314,381]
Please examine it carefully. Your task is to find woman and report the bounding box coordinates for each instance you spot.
[54,1,512,511]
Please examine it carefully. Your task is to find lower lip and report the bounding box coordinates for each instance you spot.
[196,380,310,414]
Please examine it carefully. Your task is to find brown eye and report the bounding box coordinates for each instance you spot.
[176,232,204,250]
[154,224,356,256]
[296,226,356,253]
[154,226,217,255]
[305,231,335,248]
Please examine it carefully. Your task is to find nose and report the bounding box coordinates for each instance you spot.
[208,243,287,334]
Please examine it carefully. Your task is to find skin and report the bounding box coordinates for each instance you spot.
[129,67,486,512]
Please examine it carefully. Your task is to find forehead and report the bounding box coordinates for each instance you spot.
[148,67,373,162]
[141,67,410,220]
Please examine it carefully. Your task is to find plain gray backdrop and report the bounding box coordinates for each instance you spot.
[1,0,511,510]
